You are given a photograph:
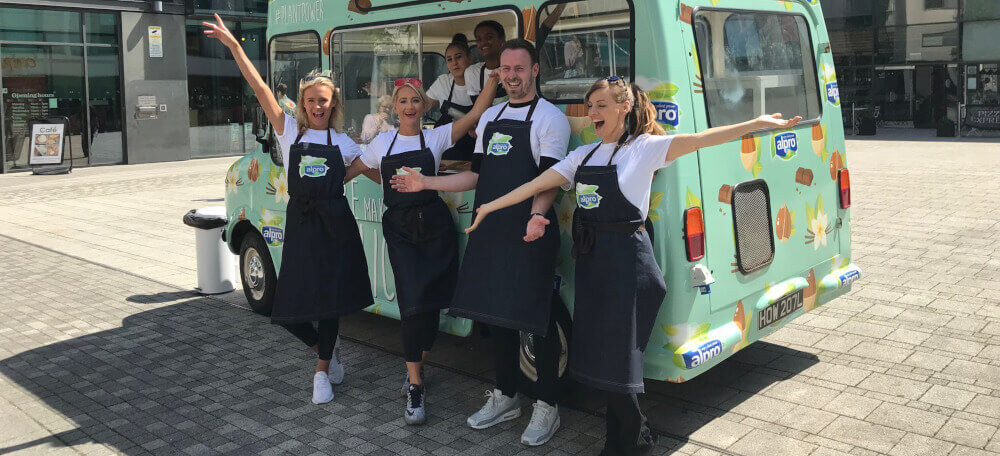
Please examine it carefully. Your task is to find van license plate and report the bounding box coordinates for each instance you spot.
[758,289,804,330]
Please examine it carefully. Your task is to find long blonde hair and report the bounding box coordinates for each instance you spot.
[585,78,665,146]
[294,69,345,134]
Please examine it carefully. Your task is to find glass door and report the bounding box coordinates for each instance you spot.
[1,44,86,171]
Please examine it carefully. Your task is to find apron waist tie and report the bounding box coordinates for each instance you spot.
[299,197,339,238]
[572,219,645,259]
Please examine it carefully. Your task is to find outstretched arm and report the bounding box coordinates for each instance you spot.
[450,70,499,144]
[667,113,802,163]
[465,169,569,233]
[344,157,380,184]
[203,14,285,135]
[390,168,479,193]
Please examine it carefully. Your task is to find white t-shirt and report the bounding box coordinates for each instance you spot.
[472,98,570,165]
[426,73,473,107]
[275,114,361,168]
[360,124,454,171]
[552,134,676,219]
[463,62,494,97]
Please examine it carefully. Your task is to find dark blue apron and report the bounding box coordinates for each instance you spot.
[470,64,507,104]
[378,131,458,318]
[436,81,476,161]
[568,140,666,394]
[270,129,374,324]
[449,98,560,336]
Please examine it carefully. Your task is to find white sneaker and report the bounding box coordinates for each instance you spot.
[404,384,426,425]
[311,371,334,404]
[466,389,521,429]
[328,347,344,385]
[521,401,560,446]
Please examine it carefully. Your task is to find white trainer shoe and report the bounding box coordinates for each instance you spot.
[466,389,521,429]
[327,347,344,385]
[311,371,334,404]
[521,401,560,446]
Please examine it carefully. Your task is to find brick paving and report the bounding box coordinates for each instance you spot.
[0,133,999,455]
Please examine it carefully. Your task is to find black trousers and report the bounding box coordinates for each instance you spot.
[281,318,340,361]
[491,300,561,404]
[400,310,440,363]
[601,392,656,456]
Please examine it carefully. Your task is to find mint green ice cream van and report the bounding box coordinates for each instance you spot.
[223,0,860,384]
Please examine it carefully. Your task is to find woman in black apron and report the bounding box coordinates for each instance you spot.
[345,75,499,424]
[204,15,373,406]
[426,34,477,161]
[465,20,508,104]
[464,77,800,455]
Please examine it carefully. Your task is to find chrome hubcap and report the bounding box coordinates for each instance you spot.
[243,247,266,300]
[519,323,569,381]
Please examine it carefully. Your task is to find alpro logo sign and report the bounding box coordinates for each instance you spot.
[299,155,329,178]
[826,82,840,105]
[773,132,798,160]
[262,225,284,246]
[652,101,680,127]
[681,339,723,369]
[575,183,602,209]
[487,133,513,156]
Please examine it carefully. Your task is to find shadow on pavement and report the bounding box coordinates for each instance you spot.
[125,290,201,304]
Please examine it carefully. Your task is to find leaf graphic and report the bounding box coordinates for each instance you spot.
[685,188,701,208]
[789,210,797,237]
[577,184,599,194]
[649,210,661,222]
[580,124,599,144]
[693,323,710,338]
[648,82,679,100]
[691,44,701,77]
[662,325,678,336]
[752,161,763,177]
[650,191,664,210]
[816,194,825,214]
[805,202,815,223]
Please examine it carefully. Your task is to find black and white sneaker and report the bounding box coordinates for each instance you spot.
[404,384,426,425]
[400,367,425,397]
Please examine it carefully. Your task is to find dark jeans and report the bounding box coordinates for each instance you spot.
[491,300,561,404]
[601,392,655,456]
[400,310,440,362]
[281,318,340,361]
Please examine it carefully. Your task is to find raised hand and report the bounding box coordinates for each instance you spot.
[757,113,803,130]
[523,215,550,242]
[202,13,238,50]
[389,166,425,193]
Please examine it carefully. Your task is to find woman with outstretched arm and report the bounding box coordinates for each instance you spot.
[464,77,800,455]
[203,14,373,405]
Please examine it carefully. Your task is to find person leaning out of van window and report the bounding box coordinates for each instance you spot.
[465,76,800,455]
[343,72,499,426]
[465,20,508,103]
[203,14,373,405]
[425,33,477,160]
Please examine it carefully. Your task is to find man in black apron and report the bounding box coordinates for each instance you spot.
[452,39,568,446]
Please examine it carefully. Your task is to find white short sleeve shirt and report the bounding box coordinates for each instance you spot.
[275,114,361,167]
[472,98,571,165]
[360,124,455,171]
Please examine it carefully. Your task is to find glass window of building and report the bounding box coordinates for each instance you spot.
[0,8,81,43]
[694,10,821,127]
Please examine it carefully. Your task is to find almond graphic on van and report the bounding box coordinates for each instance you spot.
[775,205,795,242]
[812,123,829,162]
[718,184,732,204]
[740,135,762,177]
[803,269,818,311]
[829,150,843,180]
[247,158,260,182]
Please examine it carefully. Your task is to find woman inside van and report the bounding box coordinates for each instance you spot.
[462,77,800,455]
[425,34,477,160]
[203,14,373,405]
[344,72,499,425]
[464,20,508,103]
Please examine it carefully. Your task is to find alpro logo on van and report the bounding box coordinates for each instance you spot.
[681,339,723,369]
[487,133,513,156]
[652,101,680,128]
[299,155,329,178]
[826,81,840,105]
[576,183,602,209]
[773,132,798,160]
[262,225,284,246]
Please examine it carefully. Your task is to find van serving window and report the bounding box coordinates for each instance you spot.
[536,0,633,103]
[267,31,321,164]
[693,10,821,127]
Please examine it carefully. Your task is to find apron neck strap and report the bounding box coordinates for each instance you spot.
[327,128,332,146]
[493,97,540,122]
[385,130,426,157]
[294,132,304,144]
[582,132,629,166]
[447,80,455,103]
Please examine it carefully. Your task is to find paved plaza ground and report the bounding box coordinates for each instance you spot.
[0,132,998,455]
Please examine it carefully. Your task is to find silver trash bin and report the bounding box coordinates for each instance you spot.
[182,207,236,294]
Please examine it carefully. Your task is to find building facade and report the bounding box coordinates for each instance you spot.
[824,0,1000,132]
[0,0,266,173]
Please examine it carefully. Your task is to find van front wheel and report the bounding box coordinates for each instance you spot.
[239,233,276,316]
[518,296,573,401]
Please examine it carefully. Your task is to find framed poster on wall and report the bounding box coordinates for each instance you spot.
[27,122,65,165]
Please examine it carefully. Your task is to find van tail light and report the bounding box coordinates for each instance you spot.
[838,168,851,209]
[684,207,705,261]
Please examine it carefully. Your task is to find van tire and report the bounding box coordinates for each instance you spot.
[239,233,277,316]
[518,294,574,402]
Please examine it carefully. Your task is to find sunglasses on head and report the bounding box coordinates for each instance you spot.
[605,76,625,84]
[303,75,332,82]
[394,78,423,88]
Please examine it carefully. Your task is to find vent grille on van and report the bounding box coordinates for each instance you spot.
[731,179,775,274]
